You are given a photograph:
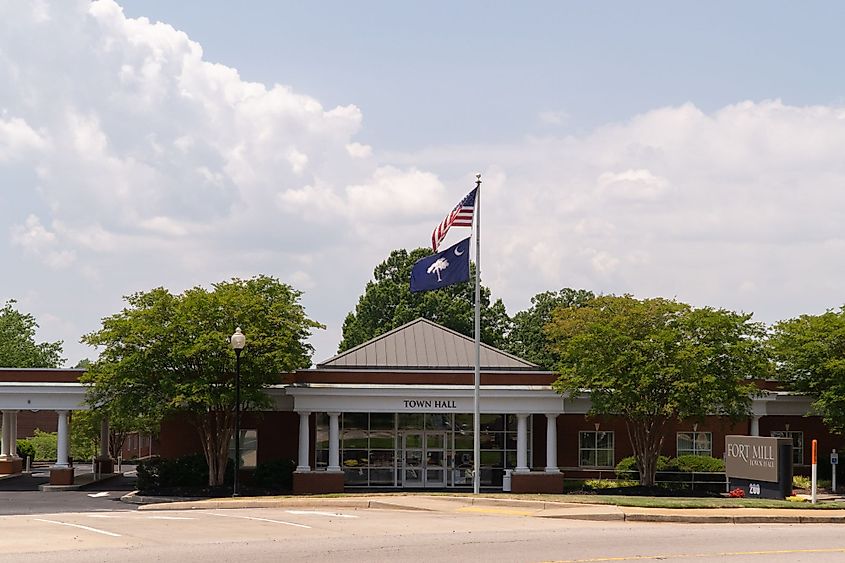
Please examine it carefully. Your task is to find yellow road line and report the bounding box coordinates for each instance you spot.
[540,546,845,562]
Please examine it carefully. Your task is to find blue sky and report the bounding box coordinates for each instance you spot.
[120,1,845,148]
[4,1,845,367]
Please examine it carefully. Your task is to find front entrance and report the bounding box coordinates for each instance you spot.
[401,431,447,487]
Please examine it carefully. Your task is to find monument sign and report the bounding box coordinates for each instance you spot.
[725,436,793,499]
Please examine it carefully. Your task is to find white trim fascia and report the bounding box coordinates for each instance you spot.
[0,382,88,410]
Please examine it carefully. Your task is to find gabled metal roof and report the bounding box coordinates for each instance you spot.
[318,318,538,370]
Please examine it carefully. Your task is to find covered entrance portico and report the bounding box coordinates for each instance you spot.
[286,384,566,492]
[0,373,115,484]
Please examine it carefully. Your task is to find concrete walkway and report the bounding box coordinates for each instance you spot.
[132,493,845,524]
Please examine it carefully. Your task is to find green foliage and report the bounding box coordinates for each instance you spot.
[136,454,229,490]
[615,455,672,478]
[550,295,767,486]
[28,429,58,461]
[16,439,35,461]
[616,454,725,480]
[584,478,639,489]
[82,275,322,486]
[671,455,725,473]
[339,248,510,352]
[770,308,845,433]
[252,458,297,491]
[793,475,811,489]
[70,410,100,460]
[506,288,594,369]
[0,300,63,367]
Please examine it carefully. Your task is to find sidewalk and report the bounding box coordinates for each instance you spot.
[132,493,845,524]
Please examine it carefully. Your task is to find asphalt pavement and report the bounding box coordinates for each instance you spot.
[0,468,138,515]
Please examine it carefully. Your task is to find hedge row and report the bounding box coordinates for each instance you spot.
[615,454,725,478]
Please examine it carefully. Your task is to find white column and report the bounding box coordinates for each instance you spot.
[99,416,110,459]
[545,413,560,473]
[0,411,10,460]
[750,416,761,437]
[327,412,341,472]
[516,413,530,473]
[9,411,18,459]
[55,410,70,468]
[296,411,311,472]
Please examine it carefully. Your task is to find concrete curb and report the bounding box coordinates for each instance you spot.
[620,512,845,524]
[122,492,845,524]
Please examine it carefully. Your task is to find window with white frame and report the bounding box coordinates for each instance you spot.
[228,429,258,469]
[579,431,614,467]
[770,430,804,465]
[676,431,712,457]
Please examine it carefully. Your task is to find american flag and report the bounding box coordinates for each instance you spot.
[431,187,477,251]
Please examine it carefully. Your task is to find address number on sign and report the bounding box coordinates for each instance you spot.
[749,483,761,495]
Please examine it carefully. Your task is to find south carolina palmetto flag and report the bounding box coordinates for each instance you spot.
[431,187,477,251]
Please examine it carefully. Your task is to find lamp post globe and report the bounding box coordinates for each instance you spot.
[230,327,245,497]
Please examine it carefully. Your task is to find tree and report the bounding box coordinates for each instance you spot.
[770,307,845,434]
[0,300,63,367]
[82,276,323,486]
[339,248,510,352]
[506,288,595,369]
[547,295,766,486]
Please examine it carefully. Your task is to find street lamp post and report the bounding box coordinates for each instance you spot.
[230,327,246,497]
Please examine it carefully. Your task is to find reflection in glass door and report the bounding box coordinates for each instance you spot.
[402,432,447,487]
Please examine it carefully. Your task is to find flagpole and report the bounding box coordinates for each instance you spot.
[473,173,482,495]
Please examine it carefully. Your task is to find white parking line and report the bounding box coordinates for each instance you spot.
[34,518,122,537]
[286,510,357,518]
[208,512,311,528]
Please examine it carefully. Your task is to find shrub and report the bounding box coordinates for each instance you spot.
[728,487,745,498]
[29,429,58,461]
[614,455,672,479]
[584,478,638,489]
[793,475,811,490]
[252,459,297,491]
[137,454,230,491]
[671,455,725,473]
[16,438,36,461]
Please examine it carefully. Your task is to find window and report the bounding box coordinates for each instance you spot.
[228,429,257,469]
[579,431,614,467]
[676,432,712,457]
[771,430,804,465]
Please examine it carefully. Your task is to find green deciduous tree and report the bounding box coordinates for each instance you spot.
[548,295,766,486]
[770,307,845,434]
[82,276,322,486]
[506,288,595,369]
[339,248,510,352]
[0,300,63,367]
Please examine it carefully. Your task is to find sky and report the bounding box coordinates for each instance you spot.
[3,0,845,367]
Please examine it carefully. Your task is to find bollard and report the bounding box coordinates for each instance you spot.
[811,439,818,504]
[25,455,31,473]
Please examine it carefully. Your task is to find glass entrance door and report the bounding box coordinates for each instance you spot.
[402,432,447,488]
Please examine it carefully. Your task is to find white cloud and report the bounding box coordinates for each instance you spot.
[4,0,845,368]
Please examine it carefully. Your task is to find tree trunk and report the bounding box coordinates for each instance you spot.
[626,417,667,487]
[109,429,128,460]
[193,410,234,487]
